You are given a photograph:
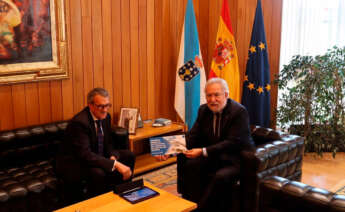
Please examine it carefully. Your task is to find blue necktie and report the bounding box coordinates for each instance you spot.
[95,120,104,155]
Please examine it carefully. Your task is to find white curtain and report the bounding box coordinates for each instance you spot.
[277,0,345,128]
[280,0,345,70]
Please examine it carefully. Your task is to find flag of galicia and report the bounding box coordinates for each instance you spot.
[241,0,271,127]
[174,0,206,129]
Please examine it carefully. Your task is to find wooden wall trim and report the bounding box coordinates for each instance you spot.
[0,0,282,131]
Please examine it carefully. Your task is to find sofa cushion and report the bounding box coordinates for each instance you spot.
[260,176,345,212]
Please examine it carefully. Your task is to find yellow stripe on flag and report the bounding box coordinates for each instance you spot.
[210,15,241,102]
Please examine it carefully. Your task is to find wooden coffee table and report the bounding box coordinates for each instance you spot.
[54,181,197,212]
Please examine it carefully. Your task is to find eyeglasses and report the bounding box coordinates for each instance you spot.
[93,103,112,110]
[206,92,224,99]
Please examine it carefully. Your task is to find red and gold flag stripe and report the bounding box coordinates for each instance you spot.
[209,0,241,102]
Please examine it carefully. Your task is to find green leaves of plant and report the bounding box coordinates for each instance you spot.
[275,46,345,157]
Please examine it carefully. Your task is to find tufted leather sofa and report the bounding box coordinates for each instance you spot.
[260,176,345,212]
[240,126,305,212]
[177,125,305,212]
[0,121,129,212]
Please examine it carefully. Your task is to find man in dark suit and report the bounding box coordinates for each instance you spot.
[178,78,254,211]
[57,88,135,197]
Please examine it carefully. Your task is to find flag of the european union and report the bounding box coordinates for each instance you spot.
[241,0,270,127]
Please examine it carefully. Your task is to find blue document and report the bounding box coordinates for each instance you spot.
[149,135,187,156]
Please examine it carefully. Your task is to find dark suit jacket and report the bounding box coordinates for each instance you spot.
[187,99,254,165]
[57,107,118,182]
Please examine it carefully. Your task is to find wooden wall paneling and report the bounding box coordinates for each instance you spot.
[198,0,209,75]
[175,0,186,69]
[81,0,94,98]
[176,0,187,37]
[121,0,132,107]
[171,0,183,119]
[270,0,283,127]
[130,0,140,109]
[102,0,114,116]
[228,0,238,37]
[160,0,174,120]
[12,84,27,128]
[170,0,177,81]
[70,0,84,113]
[175,0,186,68]
[92,0,104,87]
[112,0,123,122]
[0,86,14,130]
[235,0,245,75]
[139,0,148,120]
[25,83,40,126]
[166,0,178,121]
[0,0,284,131]
[62,0,74,120]
[50,81,63,121]
[38,82,52,123]
[146,0,155,119]
[154,0,163,117]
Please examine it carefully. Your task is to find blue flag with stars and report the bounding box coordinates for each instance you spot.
[241,0,270,127]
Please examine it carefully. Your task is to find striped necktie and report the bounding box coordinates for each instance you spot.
[95,120,104,155]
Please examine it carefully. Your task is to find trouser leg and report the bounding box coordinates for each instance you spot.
[198,165,240,212]
[86,167,108,196]
[105,149,136,189]
[87,150,135,196]
[116,149,136,173]
[177,155,208,203]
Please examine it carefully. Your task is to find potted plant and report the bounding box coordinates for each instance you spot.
[275,46,345,157]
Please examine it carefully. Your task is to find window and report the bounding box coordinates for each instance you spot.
[277,0,345,129]
[279,0,345,71]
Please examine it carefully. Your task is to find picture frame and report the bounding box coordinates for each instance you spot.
[0,0,68,84]
[118,107,139,135]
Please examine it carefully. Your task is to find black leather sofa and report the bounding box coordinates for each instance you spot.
[177,125,305,212]
[0,121,129,212]
[260,176,345,212]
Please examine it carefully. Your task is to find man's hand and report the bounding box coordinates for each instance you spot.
[183,148,203,158]
[114,161,132,180]
[154,155,170,161]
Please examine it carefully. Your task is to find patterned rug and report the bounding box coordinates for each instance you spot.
[134,164,179,196]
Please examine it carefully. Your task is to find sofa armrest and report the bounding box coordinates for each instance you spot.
[240,127,305,212]
[111,126,129,150]
[243,128,305,180]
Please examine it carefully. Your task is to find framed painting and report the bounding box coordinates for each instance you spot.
[118,107,139,135]
[0,0,68,84]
